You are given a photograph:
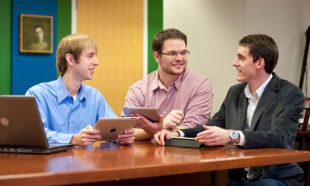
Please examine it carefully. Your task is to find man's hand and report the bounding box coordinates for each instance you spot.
[163,110,184,130]
[153,130,180,146]
[195,125,231,146]
[131,113,164,136]
[70,125,101,146]
[117,128,135,145]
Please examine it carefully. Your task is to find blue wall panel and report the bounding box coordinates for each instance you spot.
[12,0,57,94]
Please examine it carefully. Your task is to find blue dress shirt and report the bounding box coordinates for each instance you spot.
[25,77,117,143]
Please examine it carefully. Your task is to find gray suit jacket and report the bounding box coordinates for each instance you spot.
[182,73,304,186]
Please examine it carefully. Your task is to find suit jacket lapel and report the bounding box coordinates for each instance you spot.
[238,92,248,130]
[249,73,279,131]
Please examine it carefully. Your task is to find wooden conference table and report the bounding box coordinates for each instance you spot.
[1,141,310,186]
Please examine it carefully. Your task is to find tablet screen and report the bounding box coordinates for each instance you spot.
[123,106,160,122]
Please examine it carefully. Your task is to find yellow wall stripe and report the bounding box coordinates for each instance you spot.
[77,0,143,115]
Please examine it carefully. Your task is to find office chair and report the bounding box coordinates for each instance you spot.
[296,97,310,186]
[297,97,310,150]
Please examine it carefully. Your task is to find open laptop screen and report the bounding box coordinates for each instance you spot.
[0,95,72,154]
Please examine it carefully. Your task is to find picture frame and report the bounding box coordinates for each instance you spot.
[20,14,53,53]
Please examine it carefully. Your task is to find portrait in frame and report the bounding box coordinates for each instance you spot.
[20,14,53,53]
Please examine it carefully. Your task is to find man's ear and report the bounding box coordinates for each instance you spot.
[65,53,75,66]
[153,51,161,63]
[255,58,265,70]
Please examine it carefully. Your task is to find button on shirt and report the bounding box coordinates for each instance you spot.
[123,69,213,128]
[25,77,117,143]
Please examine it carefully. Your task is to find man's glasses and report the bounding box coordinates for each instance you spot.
[159,50,190,58]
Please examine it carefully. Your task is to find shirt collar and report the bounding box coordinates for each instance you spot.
[244,74,273,98]
[150,69,187,91]
[56,76,86,104]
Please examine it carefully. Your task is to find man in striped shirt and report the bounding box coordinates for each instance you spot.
[122,28,213,140]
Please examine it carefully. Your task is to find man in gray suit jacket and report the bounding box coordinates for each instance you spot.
[154,34,304,186]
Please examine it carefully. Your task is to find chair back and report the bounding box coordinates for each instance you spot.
[300,97,310,132]
[297,98,310,186]
[297,97,310,150]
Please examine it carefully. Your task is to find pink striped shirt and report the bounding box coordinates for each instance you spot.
[123,69,213,128]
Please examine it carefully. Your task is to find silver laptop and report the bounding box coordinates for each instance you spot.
[0,95,73,154]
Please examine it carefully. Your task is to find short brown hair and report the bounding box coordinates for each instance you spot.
[239,34,278,74]
[152,28,187,53]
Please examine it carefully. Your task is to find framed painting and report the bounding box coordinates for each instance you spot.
[20,14,53,53]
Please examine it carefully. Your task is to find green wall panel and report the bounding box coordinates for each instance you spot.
[0,0,12,94]
[57,0,71,77]
[147,0,163,74]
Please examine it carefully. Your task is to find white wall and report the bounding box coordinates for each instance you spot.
[164,0,310,115]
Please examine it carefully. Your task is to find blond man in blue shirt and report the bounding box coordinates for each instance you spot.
[26,33,135,146]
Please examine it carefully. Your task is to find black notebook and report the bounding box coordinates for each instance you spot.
[165,137,207,148]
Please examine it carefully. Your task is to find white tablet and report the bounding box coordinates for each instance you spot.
[122,106,160,122]
[93,117,139,141]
